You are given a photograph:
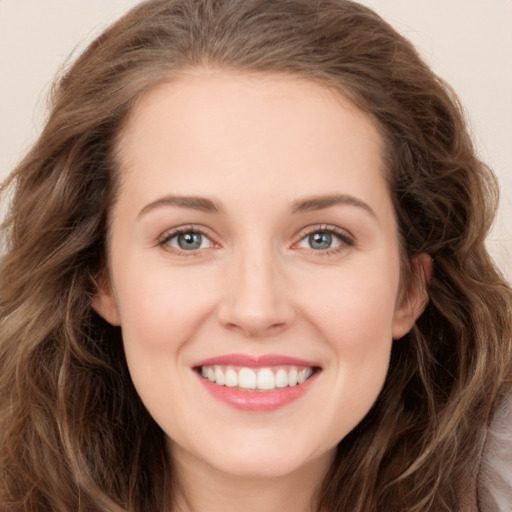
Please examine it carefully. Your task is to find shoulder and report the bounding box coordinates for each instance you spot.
[478,393,512,511]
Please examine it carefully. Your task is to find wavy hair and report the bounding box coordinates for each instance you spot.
[1,1,511,510]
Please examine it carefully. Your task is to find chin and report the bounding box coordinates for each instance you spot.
[171,430,334,481]
[215,451,307,479]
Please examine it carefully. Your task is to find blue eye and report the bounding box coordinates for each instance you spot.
[296,227,352,252]
[308,232,334,250]
[165,231,213,251]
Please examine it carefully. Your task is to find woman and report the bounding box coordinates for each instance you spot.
[0,0,510,510]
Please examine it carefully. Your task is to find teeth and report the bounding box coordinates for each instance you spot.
[275,368,288,388]
[257,368,275,390]
[298,368,312,384]
[199,365,315,390]
[214,366,225,386]
[288,367,298,386]
[239,368,257,389]
[225,368,238,387]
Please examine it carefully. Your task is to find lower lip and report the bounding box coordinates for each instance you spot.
[197,371,319,411]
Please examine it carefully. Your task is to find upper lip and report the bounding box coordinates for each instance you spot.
[193,353,321,368]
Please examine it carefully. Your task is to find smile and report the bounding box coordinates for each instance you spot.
[199,365,315,391]
[193,354,321,411]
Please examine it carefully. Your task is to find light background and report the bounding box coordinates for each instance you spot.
[0,0,510,280]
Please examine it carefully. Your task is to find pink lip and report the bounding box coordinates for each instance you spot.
[193,353,321,412]
[197,372,319,411]
[194,353,319,368]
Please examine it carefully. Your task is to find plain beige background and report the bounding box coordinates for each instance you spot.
[0,0,511,280]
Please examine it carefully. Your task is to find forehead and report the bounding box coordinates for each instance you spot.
[114,69,389,215]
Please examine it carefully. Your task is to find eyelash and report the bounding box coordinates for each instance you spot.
[294,224,355,256]
[157,225,218,256]
[157,224,355,256]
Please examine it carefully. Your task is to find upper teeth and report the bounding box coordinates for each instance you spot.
[200,365,313,390]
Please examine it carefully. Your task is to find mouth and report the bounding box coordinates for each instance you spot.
[193,354,322,411]
[195,364,320,391]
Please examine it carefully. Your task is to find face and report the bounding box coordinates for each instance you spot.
[94,70,427,482]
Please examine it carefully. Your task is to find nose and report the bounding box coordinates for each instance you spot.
[216,246,296,338]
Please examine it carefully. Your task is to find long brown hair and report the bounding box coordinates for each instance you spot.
[1,1,511,510]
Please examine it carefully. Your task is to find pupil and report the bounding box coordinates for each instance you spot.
[309,232,332,250]
[178,232,202,250]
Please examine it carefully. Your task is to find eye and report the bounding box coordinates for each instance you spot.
[295,225,354,253]
[160,228,215,252]
[303,232,337,250]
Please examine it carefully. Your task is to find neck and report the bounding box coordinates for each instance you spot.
[168,444,334,512]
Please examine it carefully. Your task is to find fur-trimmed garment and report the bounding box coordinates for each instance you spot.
[478,394,512,511]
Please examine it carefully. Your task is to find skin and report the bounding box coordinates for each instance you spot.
[94,69,429,512]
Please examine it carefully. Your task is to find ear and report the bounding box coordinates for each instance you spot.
[392,253,432,340]
[91,274,121,326]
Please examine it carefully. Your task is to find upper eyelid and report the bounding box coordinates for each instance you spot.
[156,223,354,248]
[157,224,218,245]
[294,224,354,241]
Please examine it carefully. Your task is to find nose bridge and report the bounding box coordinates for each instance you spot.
[217,238,295,336]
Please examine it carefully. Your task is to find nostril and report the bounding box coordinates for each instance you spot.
[217,296,297,337]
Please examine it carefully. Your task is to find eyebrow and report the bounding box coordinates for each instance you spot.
[291,194,376,218]
[138,193,376,218]
[138,195,221,217]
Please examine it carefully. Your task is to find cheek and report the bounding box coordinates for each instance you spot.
[322,279,395,381]
[113,261,217,351]
[298,260,399,422]
[113,267,214,421]
[306,262,400,350]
